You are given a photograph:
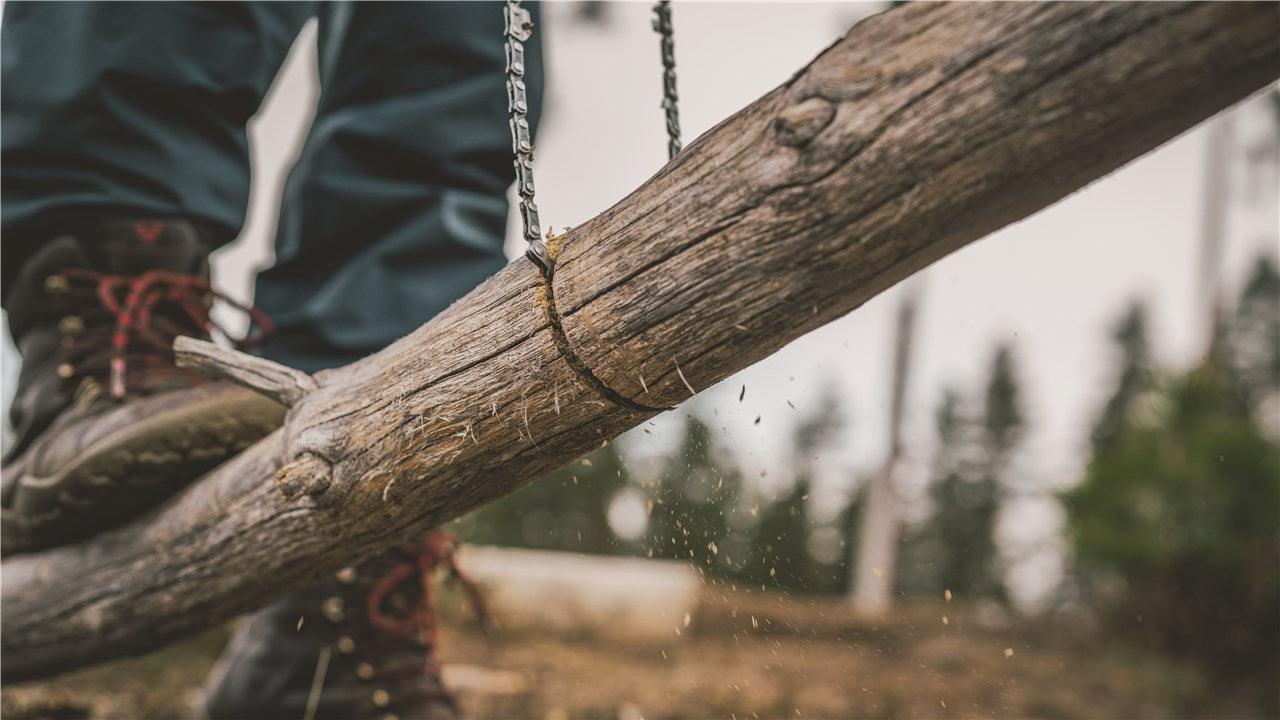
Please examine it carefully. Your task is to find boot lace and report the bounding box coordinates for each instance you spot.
[54,269,273,398]
[366,530,492,671]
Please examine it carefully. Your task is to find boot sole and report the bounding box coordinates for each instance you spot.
[1,386,285,556]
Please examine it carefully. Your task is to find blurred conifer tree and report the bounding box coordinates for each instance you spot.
[458,440,630,554]
[1064,261,1280,712]
[899,346,1023,603]
[646,416,742,575]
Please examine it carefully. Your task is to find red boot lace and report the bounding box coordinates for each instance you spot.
[56,269,273,398]
[366,530,493,670]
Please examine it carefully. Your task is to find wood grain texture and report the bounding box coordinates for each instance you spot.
[4,1,1277,681]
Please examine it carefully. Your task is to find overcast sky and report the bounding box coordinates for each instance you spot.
[3,2,1276,604]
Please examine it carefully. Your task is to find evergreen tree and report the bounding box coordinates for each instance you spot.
[832,484,866,594]
[792,393,843,466]
[900,346,1023,603]
[1065,265,1280,711]
[981,345,1024,464]
[745,478,813,591]
[1064,366,1279,707]
[459,440,630,554]
[1224,256,1280,414]
[898,389,968,597]
[744,393,844,593]
[1091,302,1155,454]
[646,416,741,574]
[968,345,1024,603]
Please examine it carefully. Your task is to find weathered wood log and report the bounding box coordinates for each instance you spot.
[4,1,1277,681]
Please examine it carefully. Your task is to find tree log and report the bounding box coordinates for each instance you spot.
[4,1,1277,681]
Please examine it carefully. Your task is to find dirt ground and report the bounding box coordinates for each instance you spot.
[2,586,1259,719]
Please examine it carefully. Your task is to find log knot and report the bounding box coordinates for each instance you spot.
[775,97,836,147]
[276,452,332,501]
[803,63,881,103]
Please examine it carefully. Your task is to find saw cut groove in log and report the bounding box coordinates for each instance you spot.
[3,2,1277,681]
[537,233,672,414]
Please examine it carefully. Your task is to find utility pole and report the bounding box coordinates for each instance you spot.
[851,279,922,614]
[1197,114,1234,360]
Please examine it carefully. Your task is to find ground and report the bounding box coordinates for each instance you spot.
[2,586,1251,719]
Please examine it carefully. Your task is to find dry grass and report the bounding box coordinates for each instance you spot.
[2,587,1235,719]
[443,588,1211,719]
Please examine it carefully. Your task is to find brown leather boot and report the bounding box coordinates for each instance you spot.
[1,218,285,555]
[203,530,486,720]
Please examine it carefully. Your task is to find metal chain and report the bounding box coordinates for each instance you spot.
[504,0,550,273]
[652,1,682,160]
[507,1,681,273]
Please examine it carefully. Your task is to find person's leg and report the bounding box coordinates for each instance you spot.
[253,0,544,373]
[0,2,310,552]
[1,1,312,286]
[203,3,544,718]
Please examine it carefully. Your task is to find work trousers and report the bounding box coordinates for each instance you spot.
[2,0,544,372]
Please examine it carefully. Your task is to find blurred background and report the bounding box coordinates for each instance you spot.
[3,2,1277,718]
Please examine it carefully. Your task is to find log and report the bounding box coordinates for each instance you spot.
[4,1,1277,681]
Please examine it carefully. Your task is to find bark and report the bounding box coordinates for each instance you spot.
[4,1,1277,682]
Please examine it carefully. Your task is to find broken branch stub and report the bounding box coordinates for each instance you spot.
[174,336,317,407]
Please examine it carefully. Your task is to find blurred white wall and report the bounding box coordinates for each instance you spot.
[457,545,701,642]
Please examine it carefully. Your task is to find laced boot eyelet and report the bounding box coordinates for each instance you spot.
[357,662,376,680]
[58,315,85,335]
[56,362,77,379]
[372,689,391,708]
[322,596,346,623]
[44,275,70,295]
[337,635,356,654]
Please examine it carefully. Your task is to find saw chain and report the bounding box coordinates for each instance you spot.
[504,1,681,275]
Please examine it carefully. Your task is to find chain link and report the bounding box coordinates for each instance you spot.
[504,0,550,273]
[508,1,681,273]
[652,1,682,160]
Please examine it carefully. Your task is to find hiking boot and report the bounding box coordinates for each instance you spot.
[203,530,487,720]
[1,218,286,555]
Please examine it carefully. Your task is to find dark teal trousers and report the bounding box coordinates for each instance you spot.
[2,0,543,372]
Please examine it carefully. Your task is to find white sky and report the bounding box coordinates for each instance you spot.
[3,2,1276,604]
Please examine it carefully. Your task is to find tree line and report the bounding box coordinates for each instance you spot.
[458,253,1278,701]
